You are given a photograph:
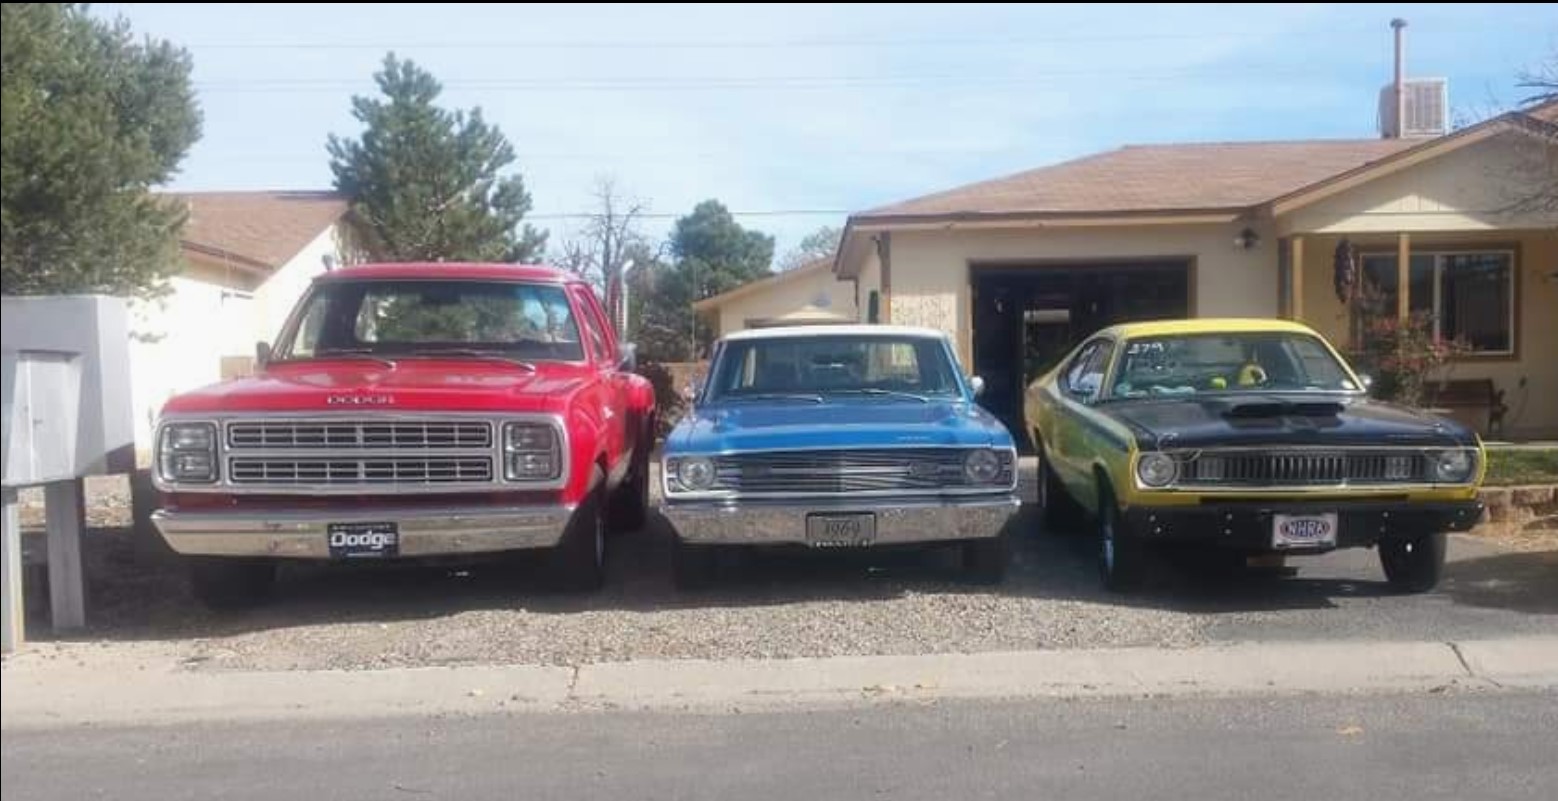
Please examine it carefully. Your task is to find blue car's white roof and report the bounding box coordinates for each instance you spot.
[721,324,949,342]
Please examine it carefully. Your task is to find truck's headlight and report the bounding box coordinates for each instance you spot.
[158,422,217,483]
[672,457,716,491]
[504,422,561,481]
[963,449,1004,484]
[1136,452,1178,488]
[1430,449,1475,483]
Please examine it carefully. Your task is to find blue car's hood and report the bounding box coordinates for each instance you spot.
[668,400,1013,454]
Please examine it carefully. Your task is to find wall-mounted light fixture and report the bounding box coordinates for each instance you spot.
[1234,227,1261,250]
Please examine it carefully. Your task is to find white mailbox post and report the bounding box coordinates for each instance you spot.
[1,295,135,652]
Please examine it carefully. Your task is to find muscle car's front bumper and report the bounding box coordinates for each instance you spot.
[152,504,575,559]
[1120,499,1484,552]
[662,495,1021,546]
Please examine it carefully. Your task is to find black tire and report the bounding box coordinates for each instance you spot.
[607,419,653,533]
[1379,531,1447,593]
[188,557,276,610]
[549,469,606,592]
[1035,438,1080,533]
[1097,485,1146,593]
[962,531,1010,585]
[673,541,719,591]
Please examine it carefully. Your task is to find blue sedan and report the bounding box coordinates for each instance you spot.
[659,325,1021,588]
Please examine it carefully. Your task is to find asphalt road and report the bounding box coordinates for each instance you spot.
[6,690,1555,801]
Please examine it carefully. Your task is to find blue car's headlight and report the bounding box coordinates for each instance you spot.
[671,457,716,491]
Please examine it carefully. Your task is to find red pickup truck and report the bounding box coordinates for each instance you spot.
[150,263,656,606]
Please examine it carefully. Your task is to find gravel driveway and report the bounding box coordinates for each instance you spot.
[14,466,1553,672]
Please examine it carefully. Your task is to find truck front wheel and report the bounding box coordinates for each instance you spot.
[608,419,653,533]
[188,557,276,610]
[549,469,606,592]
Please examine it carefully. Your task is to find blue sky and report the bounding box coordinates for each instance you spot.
[100,3,1554,258]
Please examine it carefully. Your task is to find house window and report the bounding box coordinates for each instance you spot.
[1358,250,1515,355]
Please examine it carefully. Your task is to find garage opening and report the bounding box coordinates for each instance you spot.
[971,260,1191,448]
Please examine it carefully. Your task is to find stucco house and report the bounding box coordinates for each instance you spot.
[713,101,1557,441]
[128,190,361,447]
[694,257,857,336]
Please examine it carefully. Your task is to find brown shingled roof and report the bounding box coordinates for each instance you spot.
[168,190,349,271]
[859,138,1419,220]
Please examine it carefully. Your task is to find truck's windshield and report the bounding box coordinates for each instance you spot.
[705,335,961,403]
[275,279,584,362]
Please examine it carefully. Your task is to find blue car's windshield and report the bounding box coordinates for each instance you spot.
[1110,332,1360,399]
[705,335,961,403]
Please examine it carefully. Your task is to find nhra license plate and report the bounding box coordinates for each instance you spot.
[327,522,400,559]
[1272,513,1338,550]
[805,513,876,548]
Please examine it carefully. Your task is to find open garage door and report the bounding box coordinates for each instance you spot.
[971,260,1191,449]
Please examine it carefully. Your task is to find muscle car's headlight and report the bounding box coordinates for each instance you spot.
[157,422,218,483]
[963,449,1004,484]
[1135,452,1178,488]
[1430,449,1475,483]
[504,422,561,481]
[673,457,716,491]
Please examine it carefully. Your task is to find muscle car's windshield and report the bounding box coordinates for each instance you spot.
[275,279,585,362]
[1110,332,1360,399]
[706,335,961,402]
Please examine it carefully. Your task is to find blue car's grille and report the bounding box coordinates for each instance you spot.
[711,448,1014,495]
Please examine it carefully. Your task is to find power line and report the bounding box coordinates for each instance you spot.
[525,209,847,221]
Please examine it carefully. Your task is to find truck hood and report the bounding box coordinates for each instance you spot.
[667,400,1013,454]
[160,359,592,416]
[1099,394,1476,450]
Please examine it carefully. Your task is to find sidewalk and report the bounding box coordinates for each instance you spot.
[4,636,1555,728]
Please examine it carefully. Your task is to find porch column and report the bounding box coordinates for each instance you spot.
[1289,235,1305,321]
[1396,232,1411,320]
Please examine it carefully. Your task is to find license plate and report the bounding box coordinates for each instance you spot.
[805,513,876,548]
[1272,513,1338,550]
[327,522,399,559]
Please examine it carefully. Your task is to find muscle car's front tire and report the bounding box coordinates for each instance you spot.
[1379,531,1447,593]
[961,531,1010,585]
[188,557,275,610]
[549,470,606,592]
[1097,488,1146,593]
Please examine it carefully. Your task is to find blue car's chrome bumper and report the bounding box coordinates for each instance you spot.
[660,495,1021,546]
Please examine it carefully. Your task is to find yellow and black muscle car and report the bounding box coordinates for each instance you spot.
[1024,319,1484,593]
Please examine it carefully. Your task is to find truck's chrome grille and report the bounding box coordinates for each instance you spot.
[711,448,1014,495]
[229,456,493,485]
[1179,450,1426,487]
[227,420,492,450]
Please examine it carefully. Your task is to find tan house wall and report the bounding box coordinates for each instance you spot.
[1281,132,1554,235]
[1299,228,1558,439]
[885,223,1280,366]
[710,266,856,336]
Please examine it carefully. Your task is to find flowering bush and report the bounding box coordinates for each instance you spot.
[1352,312,1470,407]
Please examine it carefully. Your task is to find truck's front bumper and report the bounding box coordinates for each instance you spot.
[661,495,1021,546]
[151,504,575,559]
[1120,499,1484,552]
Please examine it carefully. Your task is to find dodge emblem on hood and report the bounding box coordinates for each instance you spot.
[327,394,395,406]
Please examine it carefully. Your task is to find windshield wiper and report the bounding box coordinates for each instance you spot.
[823,388,932,403]
[402,349,538,371]
[722,392,825,404]
[296,349,398,369]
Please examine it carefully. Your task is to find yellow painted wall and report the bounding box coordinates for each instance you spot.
[709,266,857,336]
[885,223,1279,366]
[1299,228,1558,439]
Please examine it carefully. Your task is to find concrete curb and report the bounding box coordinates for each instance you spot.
[4,637,1555,729]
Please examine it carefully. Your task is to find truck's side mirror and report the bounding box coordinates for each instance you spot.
[1358,373,1374,392]
[255,341,272,369]
[618,342,638,373]
[685,380,703,408]
[969,375,986,398]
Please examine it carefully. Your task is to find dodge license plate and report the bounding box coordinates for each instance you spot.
[328,522,400,559]
[805,513,876,548]
[1272,513,1338,550]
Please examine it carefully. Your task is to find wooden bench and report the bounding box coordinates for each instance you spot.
[1424,379,1508,437]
